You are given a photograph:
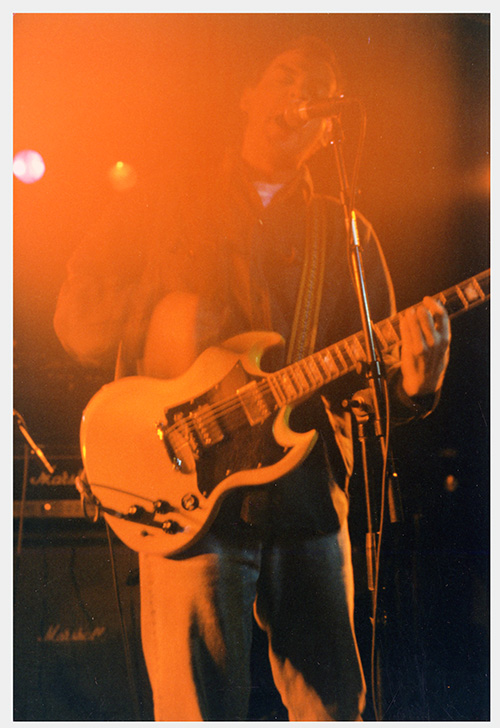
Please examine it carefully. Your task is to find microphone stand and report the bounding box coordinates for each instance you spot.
[329,114,388,719]
[330,114,387,575]
[14,409,55,555]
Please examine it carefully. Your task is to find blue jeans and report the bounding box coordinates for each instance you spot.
[139,513,365,720]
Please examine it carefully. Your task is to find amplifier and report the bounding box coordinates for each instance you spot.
[14,454,85,520]
[14,538,153,720]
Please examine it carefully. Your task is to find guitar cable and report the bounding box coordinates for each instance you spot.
[104,520,143,721]
[357,376,391,722]
[76,470,143,719]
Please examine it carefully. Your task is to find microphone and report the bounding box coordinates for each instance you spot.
[284,95,348,128]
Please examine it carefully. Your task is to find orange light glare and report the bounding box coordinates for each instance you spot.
[479,161,490,196]
[13,149,46,183]
[108,160,137,191]
[444,474,459,493]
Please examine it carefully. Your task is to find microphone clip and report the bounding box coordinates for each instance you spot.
[342,388,374,423]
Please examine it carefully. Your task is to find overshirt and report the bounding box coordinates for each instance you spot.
[54,157,436,537]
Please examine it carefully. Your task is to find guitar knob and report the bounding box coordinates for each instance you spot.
[181,493,199,511]
[161,519,182,534]
[127,505,145,520]
[153,499,174,514]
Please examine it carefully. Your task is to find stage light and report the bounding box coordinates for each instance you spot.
[13,149,46,184]
[108,160,137,190]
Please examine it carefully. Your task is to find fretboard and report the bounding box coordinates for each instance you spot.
[267,269,490,408]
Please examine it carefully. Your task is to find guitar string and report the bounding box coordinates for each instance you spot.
[161,313,405,442]
[161,328,394,442]
[163,359,327,437]
[161,345,358,444]
[161,324,383,442]
[160,282,482,445]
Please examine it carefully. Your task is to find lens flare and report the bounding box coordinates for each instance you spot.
[13,149,46,183]
[108,160,137,190]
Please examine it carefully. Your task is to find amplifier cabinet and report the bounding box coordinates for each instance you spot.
[14,537,153,720]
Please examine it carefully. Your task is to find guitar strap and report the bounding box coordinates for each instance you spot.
[286,195,328,364]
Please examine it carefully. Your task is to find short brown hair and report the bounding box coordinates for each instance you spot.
[249,34,343,93]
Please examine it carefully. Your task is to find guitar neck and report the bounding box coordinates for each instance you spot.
[268,269,490,408]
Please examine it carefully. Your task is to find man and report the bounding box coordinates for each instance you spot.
[54,36,450,721]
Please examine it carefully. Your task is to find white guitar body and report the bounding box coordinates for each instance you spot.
[80,271,490,556]
[80,331,317,556]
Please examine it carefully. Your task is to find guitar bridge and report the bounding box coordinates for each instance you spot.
[159,402,224,473]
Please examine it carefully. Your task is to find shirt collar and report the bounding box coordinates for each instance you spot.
[221,149,315,209]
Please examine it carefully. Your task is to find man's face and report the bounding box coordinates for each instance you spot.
[241,49,337,179]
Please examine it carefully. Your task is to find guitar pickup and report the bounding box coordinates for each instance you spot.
[236,380,271,426]
[191,403,224,447]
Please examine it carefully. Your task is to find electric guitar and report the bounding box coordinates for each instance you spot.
[80,270,489,555]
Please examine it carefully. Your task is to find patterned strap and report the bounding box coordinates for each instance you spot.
[286,196,327,364]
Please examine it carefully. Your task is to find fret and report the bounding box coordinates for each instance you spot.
[445,291,466,315]
[307,353,327,387]
[440,273,489,318]
[277,371,299,401]
[267,374,287,408]
[373,322,388,349]
[376,318,400,350]
[438,291,447,307]
[314,351,333,380]
[343,338,359,367]
[455,284,469,310]
[289,362,309,394]
[390,316,401,340]
[465,277,486,303]
[298,358,320,389]
[332,344,348,371]
[350,334,367,361]
[321,348,340,378]
[475,273,490,299]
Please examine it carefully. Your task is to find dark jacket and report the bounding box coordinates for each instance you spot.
[54,159,435,536]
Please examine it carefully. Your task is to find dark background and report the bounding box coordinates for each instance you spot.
[13,13,489,721]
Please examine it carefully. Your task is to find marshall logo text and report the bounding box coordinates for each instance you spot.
[30,470,78,487]
[38,624,107,643]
